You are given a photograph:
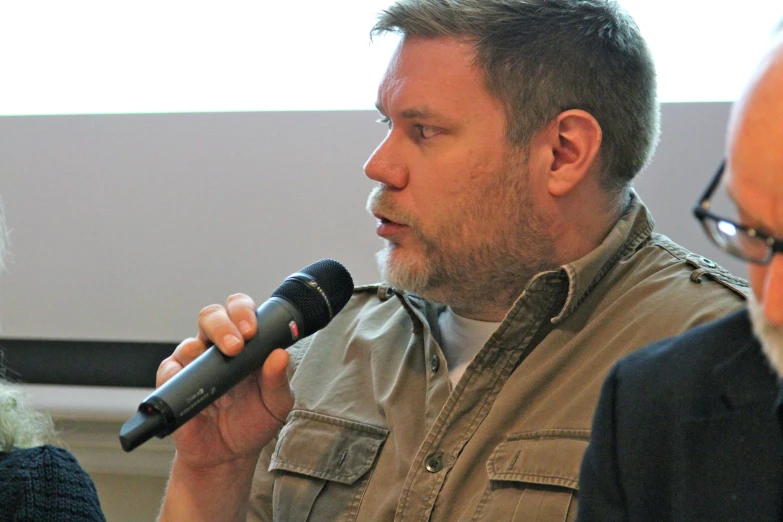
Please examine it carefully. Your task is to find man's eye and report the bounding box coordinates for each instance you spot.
[416,125,438,140]
[376,117,391,129]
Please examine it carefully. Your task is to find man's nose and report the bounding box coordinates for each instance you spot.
[363,134,408,189]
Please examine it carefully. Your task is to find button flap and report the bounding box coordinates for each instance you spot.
[684,253,749,297]
[269,410,389,485]
[486,430,589,490]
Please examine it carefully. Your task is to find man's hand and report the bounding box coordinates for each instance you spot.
[157,293,294,521]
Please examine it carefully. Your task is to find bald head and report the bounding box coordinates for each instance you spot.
[726,36,783,216]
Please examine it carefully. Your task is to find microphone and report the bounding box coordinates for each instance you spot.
[119,259,354,452]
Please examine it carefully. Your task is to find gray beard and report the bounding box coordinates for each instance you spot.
[748,294,783,379]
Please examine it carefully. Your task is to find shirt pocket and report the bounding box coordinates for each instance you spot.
[268,409,389,522]
[473,430,588,522]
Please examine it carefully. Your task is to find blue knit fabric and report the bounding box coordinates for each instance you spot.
[0,445,105,521]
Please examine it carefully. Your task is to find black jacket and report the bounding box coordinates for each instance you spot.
[578,309,783,521]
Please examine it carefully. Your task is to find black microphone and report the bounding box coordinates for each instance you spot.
[119,259,353,452]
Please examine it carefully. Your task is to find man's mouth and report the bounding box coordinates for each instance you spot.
[373,211,408,239]
[373,211,396,225]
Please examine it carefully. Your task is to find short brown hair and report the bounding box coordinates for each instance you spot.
[373,0,660,194]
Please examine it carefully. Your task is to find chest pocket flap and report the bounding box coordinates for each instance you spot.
[269,410,389,485]
[478,431,589,521]
[487,430,589,490]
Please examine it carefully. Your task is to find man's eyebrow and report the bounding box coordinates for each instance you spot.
[374,104,451,123]
[401,108,438,120]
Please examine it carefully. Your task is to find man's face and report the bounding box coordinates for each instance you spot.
[725,40,783,367]
[364,36,553,317]
[726,46,783,327]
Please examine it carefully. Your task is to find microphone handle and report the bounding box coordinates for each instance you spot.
[119,297,302,451]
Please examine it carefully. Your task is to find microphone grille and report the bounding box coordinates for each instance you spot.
[272,259,354,336]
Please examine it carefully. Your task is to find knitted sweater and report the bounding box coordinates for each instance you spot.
[0,444,105,521]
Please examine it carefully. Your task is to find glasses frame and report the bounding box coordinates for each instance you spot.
[693,160,783,264]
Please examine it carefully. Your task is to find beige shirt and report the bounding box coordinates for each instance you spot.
[248,194,747,522]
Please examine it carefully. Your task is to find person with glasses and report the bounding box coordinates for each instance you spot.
[577,33,783,522]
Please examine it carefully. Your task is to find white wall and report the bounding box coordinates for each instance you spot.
[0,111,384,341]
[0,103,743,343]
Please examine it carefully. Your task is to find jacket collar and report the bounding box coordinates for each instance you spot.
[552,189,654,324]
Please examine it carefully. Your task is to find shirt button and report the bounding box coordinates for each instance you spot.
[430,354,440,373]
[425,452,444,473]
[378,285,396,301]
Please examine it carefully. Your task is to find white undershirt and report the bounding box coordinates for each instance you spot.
[437,307,502,387]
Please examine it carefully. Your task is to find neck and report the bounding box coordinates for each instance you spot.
[550,188,628,266]
[438,265,549,321]
[450,302,511,322]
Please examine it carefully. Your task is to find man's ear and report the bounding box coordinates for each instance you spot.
[537,110,602,197]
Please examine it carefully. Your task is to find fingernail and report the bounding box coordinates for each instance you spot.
[223,334,242,352]
[239,320,252,336]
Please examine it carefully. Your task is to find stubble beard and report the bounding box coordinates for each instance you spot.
[748,294,783,379]
[366,159,555,315]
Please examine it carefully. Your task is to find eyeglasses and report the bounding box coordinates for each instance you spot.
[693,160,783,264]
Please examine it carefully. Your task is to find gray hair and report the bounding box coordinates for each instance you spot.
[373,0,660,195]
[0,377,57,451]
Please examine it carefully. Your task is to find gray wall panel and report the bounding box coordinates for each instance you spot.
[0,103,744,342]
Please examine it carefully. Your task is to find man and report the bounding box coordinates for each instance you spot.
[156,1,747,520]
[577,32,783,521]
